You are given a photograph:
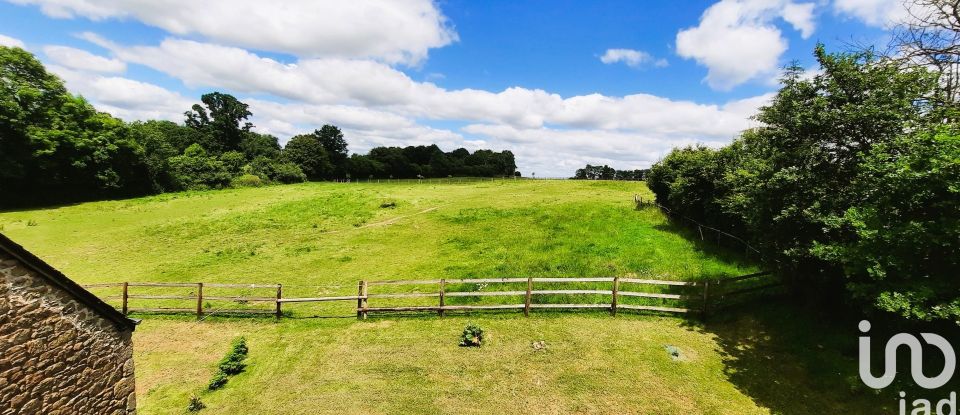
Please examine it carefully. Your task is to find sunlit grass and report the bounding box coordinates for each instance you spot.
[0,180,887,414]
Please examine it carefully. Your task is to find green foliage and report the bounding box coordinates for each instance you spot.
[573,164,647,180]
[184,92,253,154]
[648,45,959,324]
[1,47,516,209]
[0,46,152,206]
[646,145,738,229]
[313,125,349,174]
[129,120,200,192]
[361,146,516,179]
[218,337,249,375]
[458,324,484,347]
[167,144,232,191]
[283,134,334,180]
[246,156,306,184]
[239,131,281,160]
[270,162,307,184]
[219,151,246,176]
[231,174,264,188]
[816,127,960,321]
[187,394,206,411]
[207,337,248,391]
[207,371,228,390]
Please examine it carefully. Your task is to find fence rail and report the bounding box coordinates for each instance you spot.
[82,271,780,320]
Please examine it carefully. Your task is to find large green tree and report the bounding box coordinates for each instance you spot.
[283,134,334,180]
[648,45,960,323]
[0,46,151,205]
[184,92,253,154]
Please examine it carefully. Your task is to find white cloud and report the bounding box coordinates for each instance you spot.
[9,0,457,65]
[782,2,816,37]
[43,45,125,73]
[832,0,908,28]
[676,0,817,90]
[48,64,193,121]
[84,36,765,138]
[0,34,25,48]
[49,29,776,177]
[600,48,667,68]
[461,124,734,178]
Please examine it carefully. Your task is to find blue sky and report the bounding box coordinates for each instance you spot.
[0,0,905,176]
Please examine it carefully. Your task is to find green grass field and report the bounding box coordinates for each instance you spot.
[0,180,892,414]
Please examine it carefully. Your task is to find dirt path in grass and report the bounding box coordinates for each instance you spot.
[322,206,441,234]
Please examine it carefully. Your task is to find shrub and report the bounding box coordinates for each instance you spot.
[207,337,249,391]
[187,394,205,411]
[231,174,263,188]
[458,324,484,347]
[167,144,232,190]
[219,151,246,176]
[231,336,249,355]
[207,371,228,390]
[218,337,248,375]
[270,161,307,184]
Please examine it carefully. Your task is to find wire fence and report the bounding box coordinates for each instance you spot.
[634,194,764,261]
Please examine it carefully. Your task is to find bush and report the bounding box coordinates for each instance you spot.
[458,324,484,347]
[219,151,246,176]
[231,174,263,188]
[270,161,307,184]
[207,337,249,391]
[167,144,232,190]
[207,371,228,390]
[217,337,248,375]
[187,395,206,411]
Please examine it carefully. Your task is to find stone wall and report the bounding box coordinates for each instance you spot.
[0,251,136,415]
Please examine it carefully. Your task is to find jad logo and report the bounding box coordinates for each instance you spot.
[859,320,957,414]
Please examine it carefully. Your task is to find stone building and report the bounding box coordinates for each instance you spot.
[0,233,138,414]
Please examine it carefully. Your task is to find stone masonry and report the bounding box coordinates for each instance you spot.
[0,250,136,414]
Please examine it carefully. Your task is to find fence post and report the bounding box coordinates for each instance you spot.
[524,277,533,317]
[275,284,282,320]
[701,281,710,319]
[611,276,619,316]
[196,282,203,320]
[698,226,704,241]
[438,279,446,317]
[356,281,364,319]
[121,282,128,315]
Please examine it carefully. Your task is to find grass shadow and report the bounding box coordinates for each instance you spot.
[684,298,898,414]
[638,205,761,272]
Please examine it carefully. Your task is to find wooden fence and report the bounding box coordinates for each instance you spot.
[83,271,780,320]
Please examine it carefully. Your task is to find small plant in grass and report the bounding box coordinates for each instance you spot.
[207,337,249,390]
[26,219,37,226]
[207,371,228,390]
[187,395,205,411]
[459,324,484,347]
[218,337,248,375]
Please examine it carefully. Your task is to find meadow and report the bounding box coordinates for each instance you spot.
[0,180,891,414]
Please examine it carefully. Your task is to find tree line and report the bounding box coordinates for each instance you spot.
[0,47,516,208]
[572,164,648,180]
[647,44,959,325]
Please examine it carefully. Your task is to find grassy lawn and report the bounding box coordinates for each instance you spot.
[0,180,891,414]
